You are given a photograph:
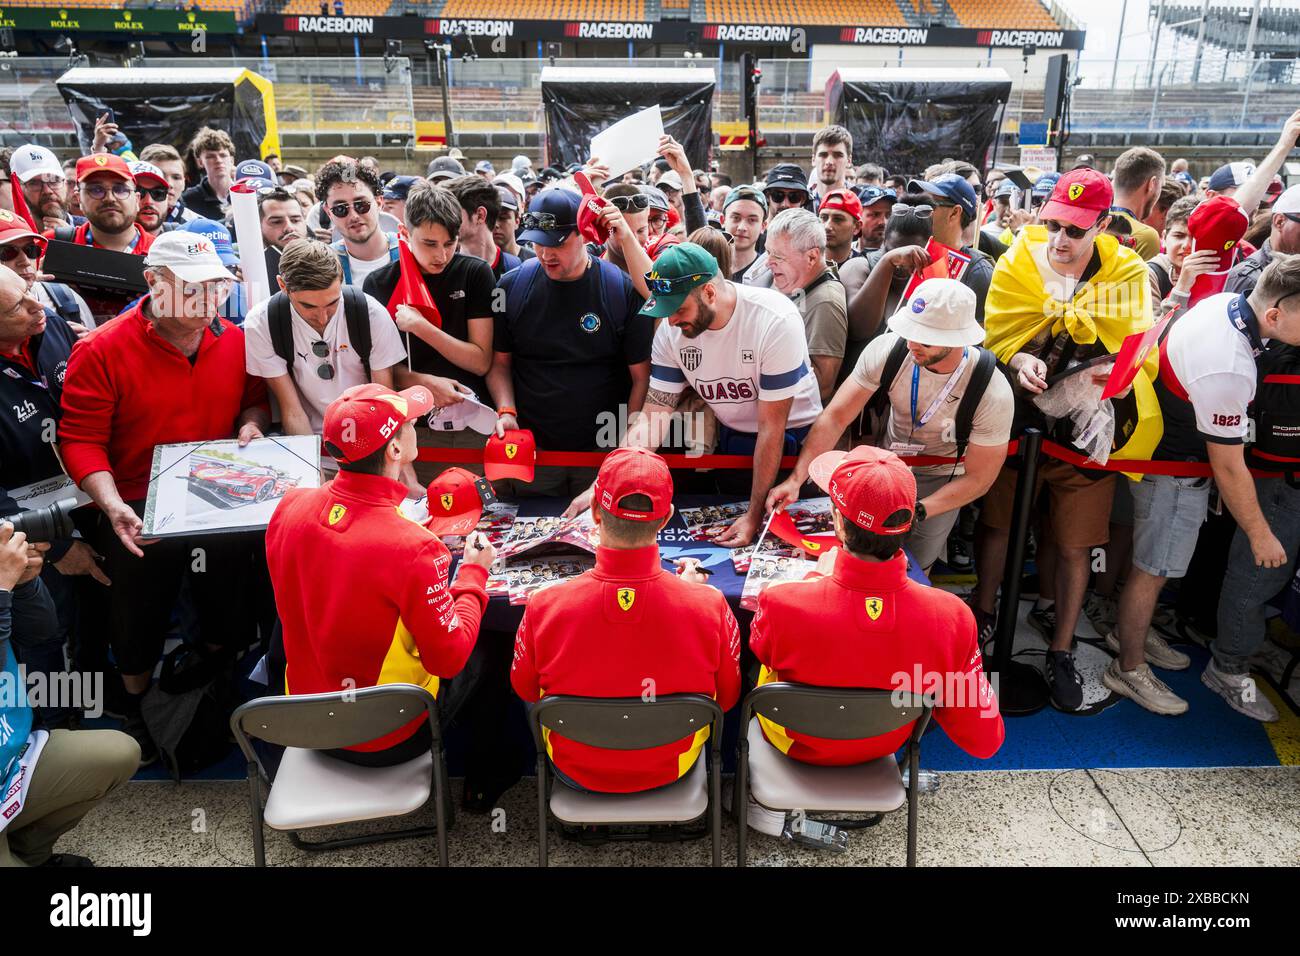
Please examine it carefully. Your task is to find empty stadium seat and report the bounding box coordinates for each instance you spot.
[945,0,1062,30]
[700,0,904,26]
[438,0,646,19]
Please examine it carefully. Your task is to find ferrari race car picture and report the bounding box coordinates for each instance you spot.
[186,457,299,510]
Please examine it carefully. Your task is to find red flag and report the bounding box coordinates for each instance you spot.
[1101,315,1169,401]
[767,508,839,555]
[1187,270,1230,309]
[902,237,966,301]
[386,237,441,329]
[8,178,38,232]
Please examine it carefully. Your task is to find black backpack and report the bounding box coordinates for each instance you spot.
[1249,342,1300,485]
[267,286,372,381]
[865,337,1000,463]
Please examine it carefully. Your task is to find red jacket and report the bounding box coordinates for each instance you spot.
[511,545,741,793]
[266,470,489,752]
[750,550,1004,765]
[58,297,267,501]
[42,221,155,254]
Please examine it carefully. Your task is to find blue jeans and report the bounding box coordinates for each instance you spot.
[1213,476,1300,674]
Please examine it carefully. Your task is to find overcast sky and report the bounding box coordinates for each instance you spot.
[1056,0,1156,75]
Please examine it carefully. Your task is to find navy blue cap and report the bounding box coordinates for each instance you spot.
[495,185,519,211]
[993,179,1018,199]
[382,175,420,200]
[518,187,581,247]
[764,163,809,193]
[1031,171,1061,199]
[235,159,275,185]
[906,174,978,219]
[1208,162,1254,192]
[856,184,897,207]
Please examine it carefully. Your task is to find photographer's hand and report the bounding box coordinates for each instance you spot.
[0,524,30,592]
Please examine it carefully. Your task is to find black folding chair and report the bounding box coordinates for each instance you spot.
[230,683,451,866]
[529,694,725,867]
[737,683,933,867]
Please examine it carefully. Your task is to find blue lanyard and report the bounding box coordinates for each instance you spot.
[1228,294,1264,357]
[910,348,969,430]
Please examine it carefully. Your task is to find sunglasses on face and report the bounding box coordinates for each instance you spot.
[521,212,574,232]
[609,194,650,212]
[765,189,807,205]
[329,199,372,218]
[0,243,42,263]
[83,182,133,200]
[137,186,168,203]
[1044,219,1096,240]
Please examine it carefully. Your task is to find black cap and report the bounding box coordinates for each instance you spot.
[764,163,809,194]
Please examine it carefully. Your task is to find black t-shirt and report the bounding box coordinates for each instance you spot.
[364,253,496,402]
[494,257,650,451]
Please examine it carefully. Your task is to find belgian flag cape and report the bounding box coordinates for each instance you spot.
[983,226,1162,464]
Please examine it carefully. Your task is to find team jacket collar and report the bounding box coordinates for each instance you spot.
[328,469,410,507]
[831,549,910,592]
[594,544,663,580]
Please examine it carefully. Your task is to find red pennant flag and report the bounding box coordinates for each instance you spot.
[902,236,963,301]
[1101,315,1169,401]
[9,178,38,232]
[1187,270,1230,310]
[386,237,441,329]
[767,508,839,555]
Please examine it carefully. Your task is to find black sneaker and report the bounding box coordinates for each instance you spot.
[1027,604,1057,642]
[1046,651,1085,712]
[120,712,158,767]
[971,606,997,655]
[947,536,973,572]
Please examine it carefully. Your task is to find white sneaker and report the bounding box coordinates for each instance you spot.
[746,796,787,836]
[1201,659,1279,723]
[1102,659,1189,715]
[1104,629,1190,671]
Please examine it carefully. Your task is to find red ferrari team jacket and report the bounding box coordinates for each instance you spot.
[750,550,1004,765]
[265,470,489,752]
[58,297,267,501]
[511,545,742,793]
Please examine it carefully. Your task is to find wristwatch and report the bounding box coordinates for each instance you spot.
[913,500,927,525]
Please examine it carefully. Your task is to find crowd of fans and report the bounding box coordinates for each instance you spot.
[1,106,1298,865]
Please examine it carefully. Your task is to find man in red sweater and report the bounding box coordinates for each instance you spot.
[266,383,496,765]
[511,447,741,793]
[58,231,269,763]
[751,444,1004,776]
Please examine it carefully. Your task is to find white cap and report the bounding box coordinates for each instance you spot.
[11,145,64,184]
[128,160,167,187]
[1272,184,1300,216]
[144,231,235,283]
[886,278,984,348]
[424,393,499,435]
[658,170,684,192]
[492,172,525,201]
[511,154,533,173]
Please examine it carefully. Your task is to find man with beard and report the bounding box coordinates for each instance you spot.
[138,144,198,227]
[318,160,398,286]
[0,210,93,328]
[257,186,309,281]
[817,188,863,267]
[128,161,170,237]
[9,145,77,231]
[855,185,896,253]
[43,154,155,324]
[564,243,821,547]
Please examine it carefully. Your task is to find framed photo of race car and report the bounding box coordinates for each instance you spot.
[142,435,322,537]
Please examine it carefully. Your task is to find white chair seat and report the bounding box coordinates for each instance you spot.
[263,747,433,830]
[549,756,708,824]
[746,717,906,813]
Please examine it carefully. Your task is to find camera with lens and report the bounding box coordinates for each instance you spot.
[4,498,78,543]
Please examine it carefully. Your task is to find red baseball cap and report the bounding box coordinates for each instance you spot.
[484,428,536,482]
[322,383,435,464]
[577,192,612,245]
[808,444,917,535]
[75,153,133,183]
[1040,168,1113,230]
[592,447,673,521]
[0,208,45,248]
[424,467,485,536]
[1189,195,1250,271]
[819,188,863,223]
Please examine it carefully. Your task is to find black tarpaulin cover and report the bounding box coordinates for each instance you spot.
[825,68,1012,175]
[540,67,715,171]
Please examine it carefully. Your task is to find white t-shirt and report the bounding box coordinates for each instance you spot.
[1165,292,1260,445]
[851,332,1014,476]
[345,251,394,289]
[243,291,407,431]
[649,283,823,433]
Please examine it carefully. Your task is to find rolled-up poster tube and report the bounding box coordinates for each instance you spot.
[230,183,271,309]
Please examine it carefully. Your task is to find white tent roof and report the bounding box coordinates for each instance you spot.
[540,67,715,84]
[57,67,252,86]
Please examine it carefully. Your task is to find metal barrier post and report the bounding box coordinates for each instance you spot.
[991,428,1049,716]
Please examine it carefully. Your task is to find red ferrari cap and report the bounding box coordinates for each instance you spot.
[75,153,133,183]
[424,467,484,536]
[0,209,45,248]
[1189,195,1250,271]
[593,447,673,521]
[819,188,863,222]
[1040,168,1113,230]
[322,383,435,464]
[484,428,536,482]
[808,444,916,535]
[577,192,611,245]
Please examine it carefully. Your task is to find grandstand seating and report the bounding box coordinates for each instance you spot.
[0,0,246,8]
[437,0,646,19]
[278,0,395,14]
[701,0,905,26]
[946,0,1060,29]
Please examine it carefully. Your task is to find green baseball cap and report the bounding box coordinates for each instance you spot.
[639,243,720,318]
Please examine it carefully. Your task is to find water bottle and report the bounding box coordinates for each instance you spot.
[781,813,849,852]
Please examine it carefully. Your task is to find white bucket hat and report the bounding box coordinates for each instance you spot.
[886,278,983,348]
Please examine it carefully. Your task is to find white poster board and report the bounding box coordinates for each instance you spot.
[590,105,664,179]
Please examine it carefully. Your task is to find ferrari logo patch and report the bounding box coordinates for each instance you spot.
[327,504,347,526]
[801,539,821,552]
[1224,239,1236,251]
[1067,183,1085,201]
[440,493,454,511]
[616,588,636,611]
[865,597,883,621]
[94,155,109,167]
[505,443,518,459]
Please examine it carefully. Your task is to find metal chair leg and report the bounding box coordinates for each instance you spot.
[433,747,449,867]
[907,742,919,867]
[536,753,549,868]
[736,741,749,867]
[710,749,722,868]
[247,763,265,868]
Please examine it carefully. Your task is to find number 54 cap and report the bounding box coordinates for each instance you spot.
[322,383,435,463]
[484,428,536,482]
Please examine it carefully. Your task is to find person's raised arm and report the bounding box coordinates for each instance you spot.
[1232,108,1300,216]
